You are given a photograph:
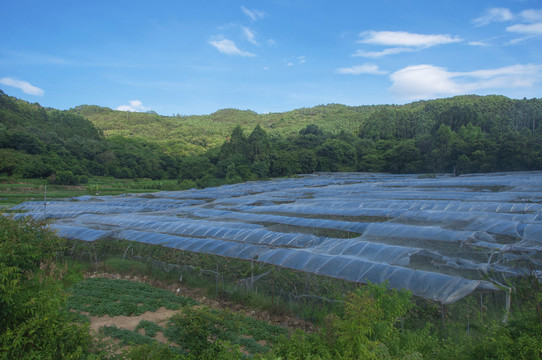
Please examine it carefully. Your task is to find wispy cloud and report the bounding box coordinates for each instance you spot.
[0,50,69,66]
[473,7,542,43]
[359,31,462,47]
[116,100,150,112]
[0,77,44,96]
[208,37,256,57]
[390,64,542,100]
[354,31,461,58]
[507,22,542,36]
[242,26,258,45]
[286,56,306,67]
[353,47,413,58]
[472,8,514,26]
[520,9,542,23]
[468,41,490,47]
[336,64,388,75]
[241,6,265,22]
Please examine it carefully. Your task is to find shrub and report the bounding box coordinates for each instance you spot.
[0,216,92,358]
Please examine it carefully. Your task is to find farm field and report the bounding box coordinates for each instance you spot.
[0,176,184,210]
[10,171,542,305]
[66,276,286,357]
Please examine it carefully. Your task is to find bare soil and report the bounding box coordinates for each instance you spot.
[89,307,176,334]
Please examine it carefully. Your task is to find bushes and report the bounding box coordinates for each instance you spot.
[48,170,88,185]
[264,280,542,360]
[0,216,93,358]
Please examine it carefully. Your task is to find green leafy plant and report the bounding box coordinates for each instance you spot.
[135,320,164,338]
[67,278,197,316]
[0,216,93,358]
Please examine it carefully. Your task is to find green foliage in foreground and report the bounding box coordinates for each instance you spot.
[265,282,542,360]
[2,217,542,359]
[164,305,286,358]
[0,216,93,359]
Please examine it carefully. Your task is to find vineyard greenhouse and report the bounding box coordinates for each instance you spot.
[10,172,542,304]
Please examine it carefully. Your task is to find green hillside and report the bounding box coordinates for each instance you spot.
[72,95,542,160]
[71,103,381,156]
[2,89,541,187]
[0,90,181,181]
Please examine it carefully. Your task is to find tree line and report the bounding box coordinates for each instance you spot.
[1,90,541,186]
[179,99,542,187]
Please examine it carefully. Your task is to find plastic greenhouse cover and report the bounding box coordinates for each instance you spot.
[6,171,542,304]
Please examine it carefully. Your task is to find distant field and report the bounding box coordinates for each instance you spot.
[0,176,183,209]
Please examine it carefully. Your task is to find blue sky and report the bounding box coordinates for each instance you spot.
[1,1,541,115]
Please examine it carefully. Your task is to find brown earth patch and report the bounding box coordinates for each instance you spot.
[89,307,177,335]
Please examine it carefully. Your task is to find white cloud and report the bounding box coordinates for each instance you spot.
[353,31,461,58]
[390,64,542,100]
[241,6,265,21]
[285,57,306,67]
[352,47,414,58]
[468,41,490,47]
[506,8,542,42]
[267,39,277,47]
[0,77,44,96]
[336,64,388,75]
[116,100,150,112]
[358,31,462,47]
[507,22,542,36]
[520,9,542,23]
[472,7,542,42]
[472,8,514,26]
[242,27,258,45]
[208,37,256,57]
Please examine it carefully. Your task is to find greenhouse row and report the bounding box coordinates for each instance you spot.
[8,171,542,304]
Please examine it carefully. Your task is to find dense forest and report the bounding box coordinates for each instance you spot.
[1,89,542,186]
[0,90,181,183]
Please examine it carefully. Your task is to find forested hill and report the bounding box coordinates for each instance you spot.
[1,88,542,186]
[0,90,181,181]
[71,103,380,156]
[72,95,542,157]
[360,95,541,139]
